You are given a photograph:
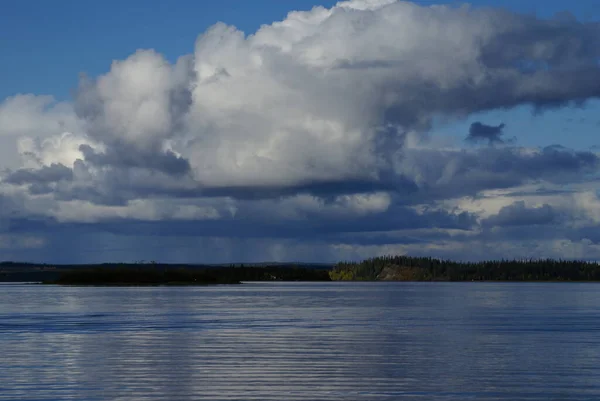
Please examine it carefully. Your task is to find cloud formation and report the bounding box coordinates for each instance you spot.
[466,122,507,145]
[2,0,600,263]
[483,201,557,227]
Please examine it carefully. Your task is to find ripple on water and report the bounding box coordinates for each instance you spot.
[1,282,600,400]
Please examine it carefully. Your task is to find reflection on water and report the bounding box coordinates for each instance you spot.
[1,282,600,400]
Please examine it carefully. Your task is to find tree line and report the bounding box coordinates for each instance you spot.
[45,264,332,285]
[330,255,600,281]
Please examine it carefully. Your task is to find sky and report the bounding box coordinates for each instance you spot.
[1,0,600,264]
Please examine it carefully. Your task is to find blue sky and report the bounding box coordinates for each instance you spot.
[1,0,336,100]
[1,0,600,263]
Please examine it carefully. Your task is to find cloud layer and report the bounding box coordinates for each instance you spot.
[2,0,600,263]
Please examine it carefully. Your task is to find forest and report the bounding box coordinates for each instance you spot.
[3,256,600,284]
[34,264,332,285]
[329,255,600,281]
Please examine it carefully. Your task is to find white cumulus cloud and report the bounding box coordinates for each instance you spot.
[2,0,600,262]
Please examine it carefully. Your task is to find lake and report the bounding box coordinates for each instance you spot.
[1,282,600,400]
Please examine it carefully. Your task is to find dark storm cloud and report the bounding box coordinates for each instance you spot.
[396,145,599,203]
[466,122,507,145]
[79,144,191,176]
[483,201,558,227]
[197,177,415,201]
[4,163,73,185]
[6,142,598,209]
[40,202,474,242]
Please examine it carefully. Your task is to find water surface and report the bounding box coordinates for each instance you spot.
[1,282,600,400]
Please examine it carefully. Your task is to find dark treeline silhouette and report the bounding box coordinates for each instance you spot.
[43,264,331,285]
[5,257,600,283]
[0,262,332,284]
[50,267,240,285]
[330,255,600,281]
[0,262,38,266]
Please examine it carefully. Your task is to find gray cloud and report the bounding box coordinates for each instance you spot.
[79,144,190,176]
[392,145,598,202]
[4,163,73,185]
[483,201,557,227]
[6,140,598,207]
[466,122,507,145]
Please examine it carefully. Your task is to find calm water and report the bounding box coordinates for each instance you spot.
[1,282,600,400]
